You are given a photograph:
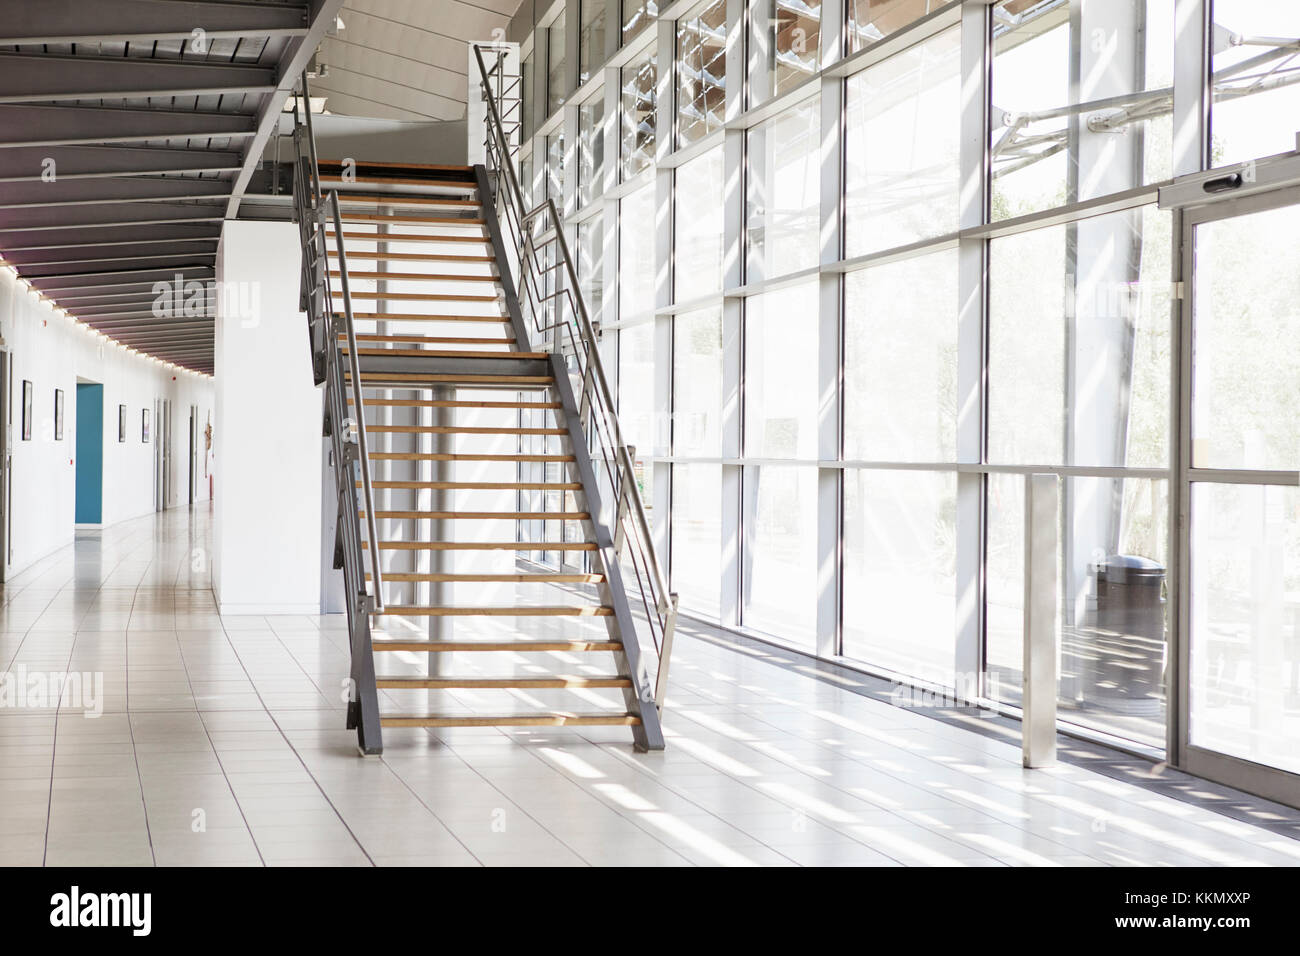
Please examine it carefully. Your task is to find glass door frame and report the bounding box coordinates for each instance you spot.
[1173,179,1300,809]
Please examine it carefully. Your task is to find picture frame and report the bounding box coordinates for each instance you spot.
[142,408,150,443]
[21,380,32,441]
[118,404,126,443]
[54,388,64,441]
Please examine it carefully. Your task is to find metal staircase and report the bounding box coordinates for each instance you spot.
[291,62,677,755]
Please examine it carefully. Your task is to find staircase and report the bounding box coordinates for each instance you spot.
[291,59,677,755]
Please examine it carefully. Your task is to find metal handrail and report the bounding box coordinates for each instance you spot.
[291,75,385,613]
[472,43,679,709]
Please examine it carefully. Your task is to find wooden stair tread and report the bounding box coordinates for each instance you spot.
[335,212,485,225]
[360,510,588,520]
[365,453,572,463]
[349,399,560,409]
[365,425,564,435]
[334,194,480,208]
[336,291,499,301]
[376,675,631,689]
[351,373,554,386]
[349,312,509,322]
[319,160,474,172]
[372,639,619,652]
[322,175,477,189]
[375,605,613,617]
[343,347,542,359]
[332,270,498,282]
[362,541,597,551]
[366,572,604,583]
[343,333,514,345]
[359,481,581,490]
[379,712,641,728]
[329,252,494,263]
[328,230,489,244]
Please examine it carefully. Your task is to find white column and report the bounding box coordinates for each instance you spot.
[213,219,323,615]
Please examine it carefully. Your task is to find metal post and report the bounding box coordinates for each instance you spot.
[1023,473,1060,768]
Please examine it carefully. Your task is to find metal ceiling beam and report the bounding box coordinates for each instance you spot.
[0,176,232,208]
[0,206,225,235]
[76,312,213,324]
[63,301,213,317]
[90,320,214,332]
[0,144,242,182]
[0,53,276,105]
[8,254,214,276]
[0,104,258,149]
[0,232,219,253]
[28,266,213,290]
[0,0,309,45]
[227,0,346,218]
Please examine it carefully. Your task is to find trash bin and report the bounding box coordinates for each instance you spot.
[1086,555,1167,715]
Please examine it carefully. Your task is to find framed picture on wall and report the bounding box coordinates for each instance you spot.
[142,408,150,443]
[118,404,126,443]
[54,388,64,441]
[21,380,32,441]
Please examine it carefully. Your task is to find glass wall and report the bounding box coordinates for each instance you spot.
[579,0,607,84]
[509,0,1300,790]
[676,0,727,146]
[547,10,568,116]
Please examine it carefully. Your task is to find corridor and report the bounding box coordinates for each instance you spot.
[0,507,1298,867]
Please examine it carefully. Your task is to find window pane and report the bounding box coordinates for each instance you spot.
[1191,482,1300,775]
[744,280,819,459]
[845,25,960,257]
[522,52,535,140]
[746,99,820,282]
[1210,2,1300,168]
[676,0,727,147]
[579,0,607,84]
[672,463,722,618]
[986,473,1169,751]
[844,249,957,462]
[672,307,722,455]
[621,49,657,180]
[1191,202,1300,471]
[577,216,605,320]
[987,206,1172,468]
[623,0,659,42]
[618,320,658,454]
[743,465,817,646]
[578,95,605,206]
[548,11,568,115]
[847,0,939,55]
[674,147,724,301]
[990,1,1174,220]
[751,0,820,107]
[844,469,957,688]
[545,131,566,206]
[619,183,656,320]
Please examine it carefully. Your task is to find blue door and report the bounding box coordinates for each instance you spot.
[75,383,103,524]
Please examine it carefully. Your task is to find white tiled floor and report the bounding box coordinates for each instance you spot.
[1,506,1298,867]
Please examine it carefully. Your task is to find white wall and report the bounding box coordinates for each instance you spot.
[0,266,216,579]
[213,220,322,615]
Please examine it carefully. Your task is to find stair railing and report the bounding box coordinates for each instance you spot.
[473,44,680,711]
[291,75,385,750]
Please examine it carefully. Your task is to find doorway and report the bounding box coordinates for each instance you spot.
[74,382,104,525]
[188,405,198,505]
[1175,184,1300,807]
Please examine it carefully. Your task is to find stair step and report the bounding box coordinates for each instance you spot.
[362,541,597,551]
[343,347,544,359]
[376,675,629,689]
[351,312,509,322]
[330,252,495,263]
[350,372,554,386]
[366,452,574,462]
[360,480,581,490]
[328,230,489,244]
[322,174,477,190]
[331,270,499,283]
[367,572,605,583]
[334,194,480,209]
[361,511,589,520]
[366,425,565,435]
[335,291,499,302]
[379,712,641,728]
[335,213,485,226]
[376,606,613,617]
[349,398,561,409]
[373,639,619,652]
[319,160,474,172]
[344,333,515,346]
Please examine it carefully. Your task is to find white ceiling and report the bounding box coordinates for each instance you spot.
[313,0,526,122]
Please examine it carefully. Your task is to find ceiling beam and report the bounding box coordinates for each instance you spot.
[0,232,219,253]
[0,0,309,46]
[0,206,225,237]
[7,254,214,276]
[0,104,258,149]
[28,266,213,290]
[0,53,275,105]
[89,320,214,333]
[0,144,242,182]
[227,0,346,218]
[62,302,213,319]
[0,175,232,208]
